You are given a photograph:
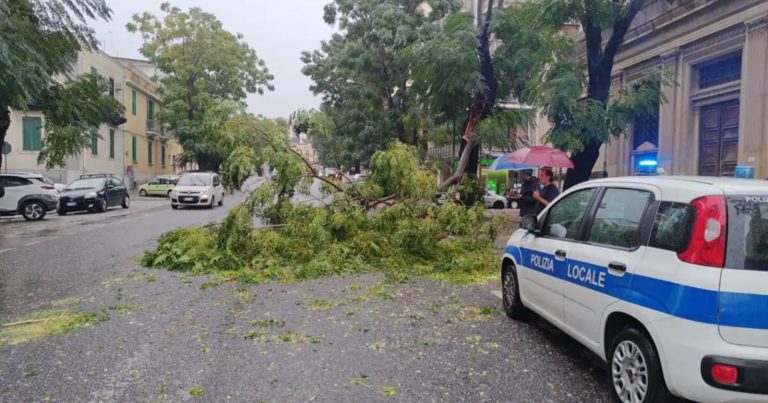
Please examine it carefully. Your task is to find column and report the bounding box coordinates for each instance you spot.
[659,49,680,175]
[739,15,768,177]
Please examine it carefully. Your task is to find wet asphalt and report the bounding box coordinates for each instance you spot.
[0,177,612,403]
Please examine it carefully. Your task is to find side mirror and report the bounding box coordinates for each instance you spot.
[521,215,539,234]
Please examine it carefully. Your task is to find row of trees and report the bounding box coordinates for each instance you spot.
[299,0,666,189]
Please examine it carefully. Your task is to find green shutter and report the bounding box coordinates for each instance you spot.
[90,131,98,155]
[161,146,166,166]
[148,141,153,164]
[23,117,42,151]
[147,100,154,120]
[131,89,137,115]
[132,136,137,162]
[109,130,115,158]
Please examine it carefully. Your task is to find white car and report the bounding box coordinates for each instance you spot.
[501,176,768,403]
[0,173,59,220]
[484,189,507,209]
[169,172,224,209]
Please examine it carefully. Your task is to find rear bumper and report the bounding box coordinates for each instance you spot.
[701,355,768,395]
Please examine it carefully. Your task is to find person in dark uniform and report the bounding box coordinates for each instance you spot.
[533,166,559,214]
[515,169,540,217]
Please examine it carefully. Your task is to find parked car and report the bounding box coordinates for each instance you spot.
[484,189,507,209]
[6,172,66,192]
[57,177,129,215]
[169,172,224,209]
[0,173,59,221]
[138,175,178,197]
[501,176,768,403]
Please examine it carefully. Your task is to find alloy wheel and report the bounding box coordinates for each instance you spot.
[612,340,649,403]
[25,203,44,220]
[502,270,516,311]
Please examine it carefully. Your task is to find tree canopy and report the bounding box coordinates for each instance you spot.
[0,0,123,171]
[128,3,274,171]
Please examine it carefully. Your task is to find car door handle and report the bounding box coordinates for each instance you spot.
[608,262,627,273]
[555,249,567,260]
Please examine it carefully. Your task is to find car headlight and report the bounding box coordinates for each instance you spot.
[85,192,97,199]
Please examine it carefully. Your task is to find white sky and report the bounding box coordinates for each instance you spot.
[92,0,336,119]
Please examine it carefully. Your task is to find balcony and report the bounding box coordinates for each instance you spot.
[159,126,171,142]
[146,120,160,138]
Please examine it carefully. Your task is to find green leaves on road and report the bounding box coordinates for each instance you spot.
[0,309,108,346]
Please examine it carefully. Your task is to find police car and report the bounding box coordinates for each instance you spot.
[501,176,768,403]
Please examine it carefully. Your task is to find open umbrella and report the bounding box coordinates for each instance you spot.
[504,145,574,169]
[489,155,538,171]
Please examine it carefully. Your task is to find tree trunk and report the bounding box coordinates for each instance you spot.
[0,107,10,171]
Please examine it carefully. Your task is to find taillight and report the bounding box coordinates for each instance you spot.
[41,185,55,190]
[678,195,727,267]
[711,364,739,385]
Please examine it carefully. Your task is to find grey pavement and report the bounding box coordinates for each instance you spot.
[0,176,611,402]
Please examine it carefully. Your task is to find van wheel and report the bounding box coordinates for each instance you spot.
[608,328,672,403]
[21,201,46,221]
[502,264,527,320]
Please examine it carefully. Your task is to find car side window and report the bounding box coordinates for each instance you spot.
[542,188,596,240]
[213,175,220,187]
[110,178,122,188]
[587,188,653,249]
[5,176,31,187]
[649,202,695,252]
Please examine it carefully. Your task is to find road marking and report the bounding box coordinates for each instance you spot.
[0,248,14,254]
[24,241,40,247]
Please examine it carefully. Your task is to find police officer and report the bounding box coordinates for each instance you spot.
[533,166,559,214]
[515,169,540,217]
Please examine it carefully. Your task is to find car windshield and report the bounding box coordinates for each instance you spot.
[726,195,768,271]
[66,178,105,190]
[178,174,211,187]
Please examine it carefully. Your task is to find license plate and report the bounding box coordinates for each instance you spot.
[182,197,191,202]
[66,202,77,207]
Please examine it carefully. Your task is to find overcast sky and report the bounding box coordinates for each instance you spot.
[92,0,336,119]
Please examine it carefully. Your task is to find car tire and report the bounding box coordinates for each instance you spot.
[122,195,130,209]
[209,196,215,209]
[57,208,67,216]
[493,201,505,209]
[139,189,147,197]
[502,264,528,320]
[218,195,223,206]
[21,201,46,221]
[509,200,519,209]
[171,205,179,210]
[98,197,108,213]
[608,328,672,403]
[167,190,172,198]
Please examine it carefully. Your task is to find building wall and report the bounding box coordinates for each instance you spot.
[597,0,768,179]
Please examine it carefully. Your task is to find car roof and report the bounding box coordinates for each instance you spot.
[572,176,768,203]
[1,172,44,178]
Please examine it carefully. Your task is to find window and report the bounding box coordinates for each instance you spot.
[587,188,653,249]
[649,202,695,252]
[4,176,32,187]
[147,100,155,120]
[131,89,137,115]
[148,141,153,164]
[90,131,98,155]
[91,67,97,75]
[213,175,221,187]
[161,146,166,166]
[109,78,115,97]
[699,53,742,89]
[131,136,137,162]
[109,129,115,159]
[22,117,42,151]
[726,196,768,271]
[542,188,596,240]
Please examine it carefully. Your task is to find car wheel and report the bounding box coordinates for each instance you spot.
[209,196,215,209]
[139,189,147,197]
[122,195,130,209]
[608,328,672,403]
[98,197,108,213]
[21,201,46,221]
[502,264,528,320]
[493,201,505,209]
[171,205,179,210]
[510,200,519,209]
[218,195,223,206]
[167,190,172,198]
[57,208,67,216]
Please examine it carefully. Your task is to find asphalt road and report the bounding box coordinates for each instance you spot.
[0,177,612,403]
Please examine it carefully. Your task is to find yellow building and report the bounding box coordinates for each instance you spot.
[116,58,184,189]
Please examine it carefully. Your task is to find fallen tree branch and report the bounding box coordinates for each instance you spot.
[2,318,51,327]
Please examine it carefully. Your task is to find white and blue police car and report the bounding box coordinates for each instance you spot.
[501,176,768,403]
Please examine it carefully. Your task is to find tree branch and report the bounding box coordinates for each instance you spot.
[601,0,646,71]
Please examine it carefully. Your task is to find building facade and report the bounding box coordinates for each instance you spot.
[3,51,182,188]
[598,0,768,179]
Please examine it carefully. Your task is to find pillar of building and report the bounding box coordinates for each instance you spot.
[658,49,681,174]
[738,15,768,178]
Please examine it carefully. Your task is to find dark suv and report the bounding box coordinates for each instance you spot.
[58,177,129,215]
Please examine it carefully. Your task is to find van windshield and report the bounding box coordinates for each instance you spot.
[726,196,768,271]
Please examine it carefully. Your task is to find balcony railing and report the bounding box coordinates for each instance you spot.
[146,120,159,138]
